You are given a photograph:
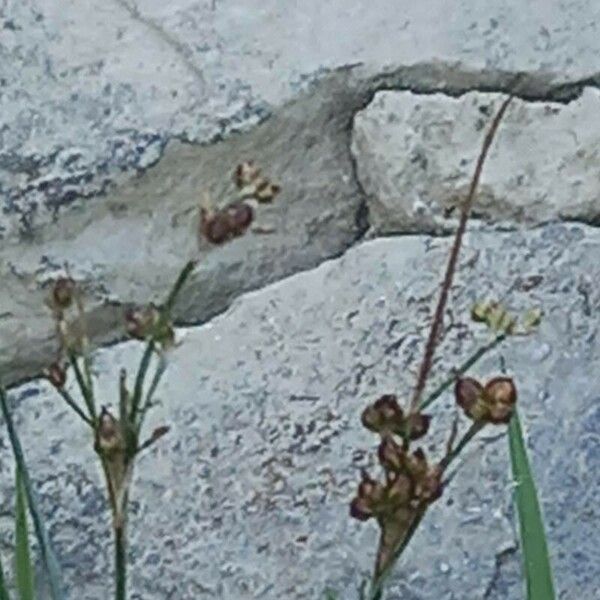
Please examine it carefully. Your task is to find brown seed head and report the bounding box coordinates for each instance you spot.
[378,435,405,473]
[96,408,123,454]
[225,201,254,236]
[455,376,517,424]
[52,277,76,310]
[484,377,517,424]
[361,394,430,440]
[234,161,259,188]
[125,305,160,340]
[44,362,67,389]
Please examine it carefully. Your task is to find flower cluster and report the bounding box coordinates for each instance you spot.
[455,376,516,424]
[350,436,442,524]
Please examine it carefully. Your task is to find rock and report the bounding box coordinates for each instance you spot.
[3,0,600,237]
[352,87,600,234]
[0,71,367,386]
[3,64,600,387]
[2,223,598,599]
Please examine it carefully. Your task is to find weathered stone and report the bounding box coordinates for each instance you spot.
[2,223,598,599]
[3,0,600,237]
[0,70,367,386]
[352,87,600,234]
[4,65,600,387]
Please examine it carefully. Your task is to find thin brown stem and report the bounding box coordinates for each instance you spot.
[409,96,513,412]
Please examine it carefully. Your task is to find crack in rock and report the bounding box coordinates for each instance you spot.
[3,62,600,386]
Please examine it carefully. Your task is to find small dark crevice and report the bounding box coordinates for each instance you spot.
[482,546,519,599]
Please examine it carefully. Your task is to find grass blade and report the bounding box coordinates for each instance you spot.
[15,468,35,600]
[0,386,65,600]
[508,410,556,600]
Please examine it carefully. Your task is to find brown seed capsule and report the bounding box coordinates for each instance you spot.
[455,377,484,413]
[150,425,170,442]
[44,362,67,389]
[361,394,402,432]
[387,472,412,506]
[484,377,517,424]
[225,201,254,236]
[349,471,385,521]
[234,161,259,188]
[96,407,123,454]
[378,435,405,473]
[405,412,431,440]
[200,208,231,245]
[52,277,76,310]
[455,376,517,424]
[415,464,443,502]
[125,305,160,340]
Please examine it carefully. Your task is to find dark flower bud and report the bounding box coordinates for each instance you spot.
[52,277,76,310]
[349,471,385,521]
[387,472,412,506]
[96,408,123,455]
[378,435,405,473]
[361,394,402,432]
[455,376,517,424]
[484,377,517,424]
[225,201,254,236]
[125,305,160,340]
[44,362,67,389]
[200,208,233,245]
[150,425,170,443]
[405,412,431,440]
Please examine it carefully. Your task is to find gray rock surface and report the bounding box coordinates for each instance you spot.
[3,2,600,598]
[4,0,600,387]
[1,223,598,599]
[3,67,600,387]
[352,88,600,234]
[3,0,600,237]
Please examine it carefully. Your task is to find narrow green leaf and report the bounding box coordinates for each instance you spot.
[508,410,556,600]
[0,552,11,600]
[15,467,35,600]
[0,386,65,600]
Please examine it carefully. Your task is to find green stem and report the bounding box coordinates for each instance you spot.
[164,260,197,314]
[419,334,506,412]
[0,386,65,599]
[56,387,93,426]
[136,355,167,435]
[130,340,155,423]
[439,421,485,472]
[368,509,427,600]
[114,524,127,600]
[68,352,96,421]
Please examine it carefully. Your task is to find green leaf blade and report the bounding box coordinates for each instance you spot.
[0,386,65,600]
[15,468,35,600]
[508,410,556,600]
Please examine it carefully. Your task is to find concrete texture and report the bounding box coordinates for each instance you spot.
[353,88,600,234]
[2,224,599,599]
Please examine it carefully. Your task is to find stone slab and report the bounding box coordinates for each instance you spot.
[2,223,598,599]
